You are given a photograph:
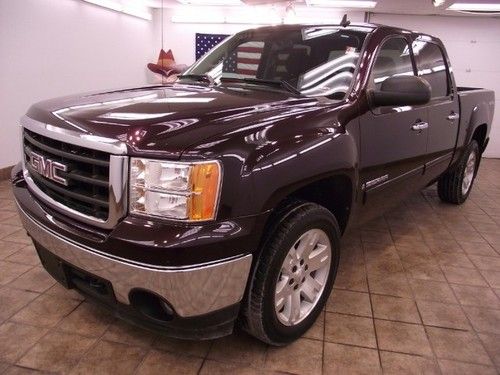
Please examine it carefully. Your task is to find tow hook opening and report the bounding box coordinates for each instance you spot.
[129,289,174,322]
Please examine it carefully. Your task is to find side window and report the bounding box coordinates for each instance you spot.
[372,38,415,90]
[413,41,449,98]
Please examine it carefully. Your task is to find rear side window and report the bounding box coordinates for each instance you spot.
[413,41,449,98]
[372,38,415,90]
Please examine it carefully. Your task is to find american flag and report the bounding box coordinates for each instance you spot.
[223,41,265,78]
[195,33,229,60]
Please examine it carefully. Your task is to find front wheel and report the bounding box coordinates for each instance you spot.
[438,140,480,204]
[243,201,340,345]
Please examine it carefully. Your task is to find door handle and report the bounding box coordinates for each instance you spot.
[412,122,429,131]
[447,112,460,121]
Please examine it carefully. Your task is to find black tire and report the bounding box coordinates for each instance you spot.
[437,140,480,204]
[243,200,341,345]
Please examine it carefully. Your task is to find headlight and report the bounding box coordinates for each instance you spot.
[129,158,222,221]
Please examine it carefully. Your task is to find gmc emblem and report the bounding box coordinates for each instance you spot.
[30,151,68,186]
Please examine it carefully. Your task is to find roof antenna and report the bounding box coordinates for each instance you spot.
[340,14,351,27]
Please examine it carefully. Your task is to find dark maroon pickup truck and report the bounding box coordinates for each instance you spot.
[12,22,495,345]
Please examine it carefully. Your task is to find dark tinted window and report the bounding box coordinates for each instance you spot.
[183,27,368,98]
[372,38,415,90]
[413,41,449,97]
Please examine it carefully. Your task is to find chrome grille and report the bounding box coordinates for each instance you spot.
[23,129,110,221]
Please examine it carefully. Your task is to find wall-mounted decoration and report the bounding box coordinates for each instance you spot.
[196,33,230,60]
[148,49,187,81]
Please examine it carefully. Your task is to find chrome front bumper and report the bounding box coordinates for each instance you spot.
[17,204,252,318]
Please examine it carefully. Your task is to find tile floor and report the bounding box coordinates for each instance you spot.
[0,159,500,374]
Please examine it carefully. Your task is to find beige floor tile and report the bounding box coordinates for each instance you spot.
[438,359,497,375]
[326,289,372,317]
[0,322,48,363]
[469,255,500,271]
[442,265,488,286]
[102,320,157,347]
[478,333,500,369]
[481,269,500,288]
[323,342,381,374]
[138,350,203,375]
[8,266,55,293]
[0,261,32,286]
[3,365,46,375]
[5,245,39,266]
[2,229,32,245]
[303,311,324,340]
[451,284,500,309]
[71,340,148,375]
[434,252,475,268]
[208,333,266,366]
[371,294,420,324]
[199,359,265,375]
[17,331,95,373]
[417,300,470,330]
[375,320,432,356]
[404,262,446,282]
[265,337,322,375]
[325,312,377,348]
[154,335,212,358]
[44,283,84,301]
[57,302,114,337]
[368,272,413,298]
[334,267,368,292]
[410,279,457,304]
[0,287,39,322]
[427,326,492,365]
[0,224,22,240]
[11,294,81,328]
[0,200,17,212]
[380,351,440,375]
[463,306,500,334]
[460,241,499,257]
[0,362,9,373]
[0,241,26,260]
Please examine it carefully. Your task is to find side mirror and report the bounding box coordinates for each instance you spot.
[369,75,431,107]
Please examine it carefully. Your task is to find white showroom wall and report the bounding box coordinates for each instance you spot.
[0,0,156,169]
[370,13,500,158]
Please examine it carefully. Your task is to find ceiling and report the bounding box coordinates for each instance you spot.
[145,0,500,16]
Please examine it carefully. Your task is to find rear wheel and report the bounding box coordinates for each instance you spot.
[243,201,340,345]
[437,140,480,204]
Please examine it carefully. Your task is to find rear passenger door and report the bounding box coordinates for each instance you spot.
[412,37,460,181]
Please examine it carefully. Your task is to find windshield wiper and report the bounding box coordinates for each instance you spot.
[178,74,215,85]
[220,77,302,96]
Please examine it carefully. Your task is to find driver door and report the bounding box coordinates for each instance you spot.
[359,37,429,221]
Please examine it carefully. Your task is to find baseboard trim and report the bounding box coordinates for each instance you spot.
[0,165,14,181]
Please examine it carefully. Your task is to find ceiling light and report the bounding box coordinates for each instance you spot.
[84,0,123,11]
[176,0,243,5]
[82,0,152,20]
[306,0,377,8]
[448,2,500,11]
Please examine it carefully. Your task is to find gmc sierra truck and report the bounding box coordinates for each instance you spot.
[12,22,495,345]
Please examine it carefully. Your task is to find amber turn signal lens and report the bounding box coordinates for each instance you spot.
[189,162,221,221]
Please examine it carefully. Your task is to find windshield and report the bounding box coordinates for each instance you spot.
[182,26,368,99]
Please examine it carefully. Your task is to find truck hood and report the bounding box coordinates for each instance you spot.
[26,84,325,159]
